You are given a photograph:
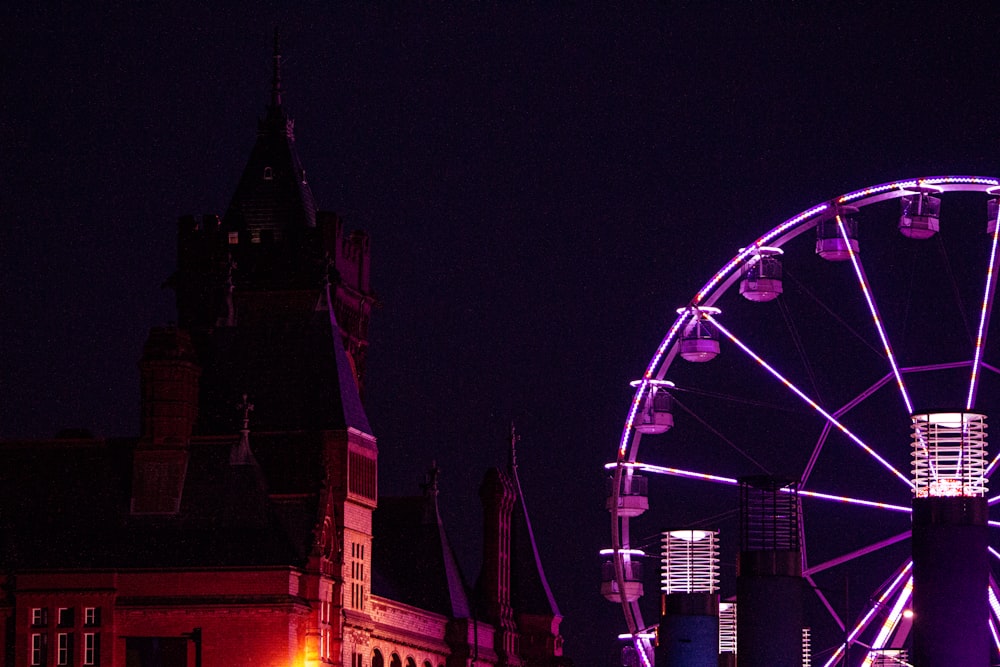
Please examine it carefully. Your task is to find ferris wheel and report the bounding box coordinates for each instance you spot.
[605,176,1000,666]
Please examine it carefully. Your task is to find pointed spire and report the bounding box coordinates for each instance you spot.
[508,421,520,475]
[270,27,283,109]
[422,460,441,496]
[230,393,256,465]
[421,461,441,524]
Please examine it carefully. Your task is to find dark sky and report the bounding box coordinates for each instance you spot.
[5,3,1000,664]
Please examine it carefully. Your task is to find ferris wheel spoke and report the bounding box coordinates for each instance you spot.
[836,215,915,414]
[984,440,1000,478]
[804,530,911,577]
[821,560,913,667]
[705,314,914,489]
[967,200,1000,409]
[624,459,910,512]
[798,488,910,513]
[609,461,738,486]
[802,376,891,486]
[610,178,1000,662]
[806,574,845,632]
[864,575,914,664]
[988,576,1000,655]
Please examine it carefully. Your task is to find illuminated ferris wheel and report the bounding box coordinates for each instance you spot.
[605,176,1000,666]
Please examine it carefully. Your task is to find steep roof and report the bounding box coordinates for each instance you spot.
[195,287,372,436]
[0,434,316,570]
[510,460,561,619]
[224,36,317,235]
[371,470,472,618]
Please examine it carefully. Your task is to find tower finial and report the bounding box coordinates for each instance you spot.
[508,422,520,474]
[271,27,283,108]
[231,393,256,465]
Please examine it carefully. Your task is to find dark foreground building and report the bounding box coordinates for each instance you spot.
[0,44,568,667]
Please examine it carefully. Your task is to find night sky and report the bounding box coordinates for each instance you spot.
[6,3,1000,664]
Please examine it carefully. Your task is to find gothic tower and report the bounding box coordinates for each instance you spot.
[171,33,375,431]
[167,33,379,665]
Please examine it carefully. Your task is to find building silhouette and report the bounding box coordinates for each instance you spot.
[0,39,568,667]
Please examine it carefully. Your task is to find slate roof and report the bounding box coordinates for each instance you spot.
[371,482,472,619]
[223,47,317,234]
[511,464,561,618]
[0,434,314,571]
[195,292,372,436]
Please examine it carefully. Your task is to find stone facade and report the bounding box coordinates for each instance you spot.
[0,40,567,667]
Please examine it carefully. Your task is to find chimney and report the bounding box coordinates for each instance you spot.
[131,327,200,515]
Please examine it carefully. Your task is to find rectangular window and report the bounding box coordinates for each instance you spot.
[57,633,71,665]
[84,633,99,666]
[31,633,45,666]
[84,607,100,627]
[31,608,47,627]
[57,608,74,627]
[228,231,239,244]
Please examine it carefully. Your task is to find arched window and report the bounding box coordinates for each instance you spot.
[405,659,416,667]
[371,649,384,667]
[423,662,433,667]
[263,166,273,180]
[389,654,402,667]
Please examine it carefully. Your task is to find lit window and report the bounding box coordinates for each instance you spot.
[84,633,99,665]
[228,231,239,245]
[31,608,47,627]
[31,633,45,666]
[84,607,100,627]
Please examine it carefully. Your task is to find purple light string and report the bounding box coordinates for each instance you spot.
[821,560,913,667]
[693,205,829,306]
[836,215,913,414]
[619,462,910,512]
[968,198,1000,409]
[705,314,913,489]
[838,177,1000,205]
[619,310,693,457]
[864,575,912,663]
[986,451,1000,479]
[990,579,1000,654]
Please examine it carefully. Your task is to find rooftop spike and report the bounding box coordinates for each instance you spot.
[230,393,256,465]
[508,421,520,474]
[270,28,283,109]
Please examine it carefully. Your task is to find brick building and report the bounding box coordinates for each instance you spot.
[0,42,568,667]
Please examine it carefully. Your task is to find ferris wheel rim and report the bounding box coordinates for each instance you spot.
[609,174,1000,664]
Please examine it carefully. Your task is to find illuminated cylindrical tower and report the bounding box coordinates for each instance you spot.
[910,411,989,666]
[718,602,737,667]
[655,530,720,667]
[736,476,803,667]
